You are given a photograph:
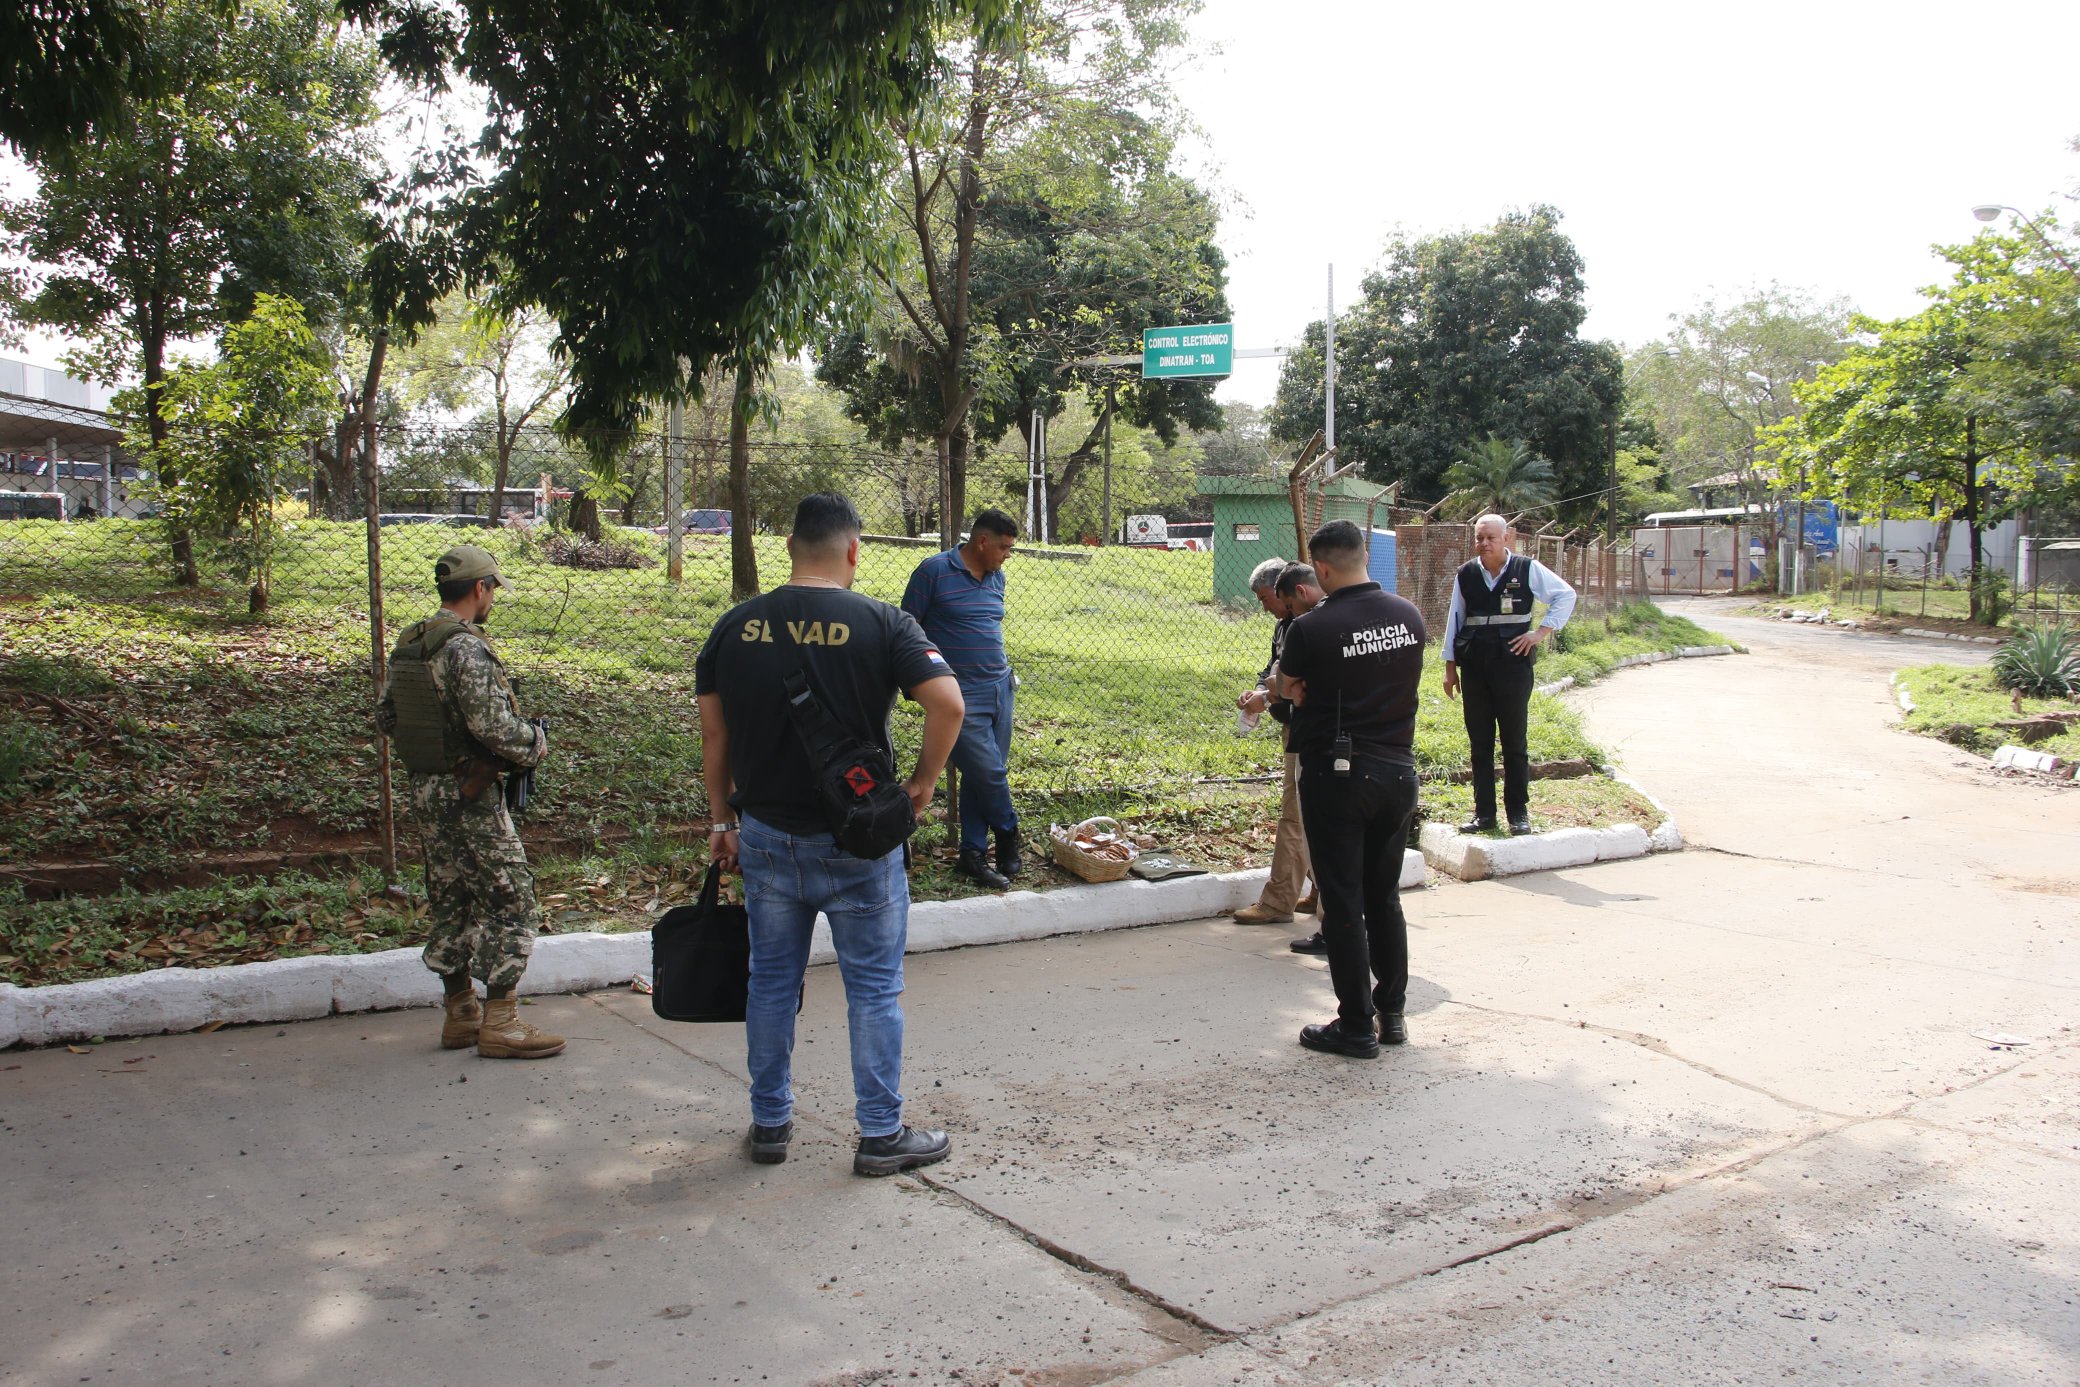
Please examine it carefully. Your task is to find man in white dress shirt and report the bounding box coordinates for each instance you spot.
[1440,514,1576,835]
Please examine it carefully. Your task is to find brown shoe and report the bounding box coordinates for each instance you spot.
[1233,903,1294,925]
[440,991,482,1050]
[475,997,565,1059]
[1294,892,1318,915]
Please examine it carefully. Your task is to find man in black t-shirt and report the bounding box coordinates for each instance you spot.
[695,493,964,1175]
[1278,520,1427,1060]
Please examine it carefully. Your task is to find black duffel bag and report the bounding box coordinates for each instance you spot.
[650,865,750,1023]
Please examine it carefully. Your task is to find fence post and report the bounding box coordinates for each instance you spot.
[361,331,397,884]
[665,396,685,583]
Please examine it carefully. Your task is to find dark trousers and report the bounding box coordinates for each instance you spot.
[1458,647,1534,822]
[1298,754,1419,1027]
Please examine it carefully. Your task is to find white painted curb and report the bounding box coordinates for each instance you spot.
[1991,744,2073,777]
[1890,671,1916,715]
[1900,626,2001,645]
[1535,644,1735,696]
[1419,820,1655,883]
[1,856,1430,1048]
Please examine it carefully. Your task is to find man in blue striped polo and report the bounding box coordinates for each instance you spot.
[902,509,1022,888]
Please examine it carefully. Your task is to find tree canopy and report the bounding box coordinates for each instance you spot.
[1622,285,1853,513]
[1765,231,2056,619]
[341,0,1012,435]
[814,0,1215,538]
[1268,206,1620,518]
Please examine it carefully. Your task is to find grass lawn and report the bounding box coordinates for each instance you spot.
[1892,664,2080,760]
[2,519,1719,987]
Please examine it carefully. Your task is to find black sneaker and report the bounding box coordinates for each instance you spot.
[1377,1012,1408,1045]
[957,848,1010,890]
[994,829,1024,880]
[748,1120,793,1165]
[854,1126,952,1177]
[1300,1019,1381,1060]
[1289,931,1328,955]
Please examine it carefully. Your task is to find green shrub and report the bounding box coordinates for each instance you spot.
[0,714,52,795]
[1970,567,2014,626]
[1990,622,2080,697]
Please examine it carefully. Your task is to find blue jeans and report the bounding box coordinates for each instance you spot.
[949,668,1018,851]
[737,815,910,1138]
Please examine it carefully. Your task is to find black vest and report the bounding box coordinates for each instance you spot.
[1453,555,1534,658]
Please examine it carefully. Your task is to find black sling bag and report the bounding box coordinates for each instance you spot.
[781,666,917,860]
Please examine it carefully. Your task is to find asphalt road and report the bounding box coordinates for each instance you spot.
[3,599,2075,1386]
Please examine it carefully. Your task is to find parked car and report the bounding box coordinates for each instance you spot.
[652,507,732,537]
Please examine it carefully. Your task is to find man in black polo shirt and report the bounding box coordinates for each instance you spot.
[696,493,966,1175]
[1278,520,1427,1059]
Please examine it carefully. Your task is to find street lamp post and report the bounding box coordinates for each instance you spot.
[1971,204,2079,274]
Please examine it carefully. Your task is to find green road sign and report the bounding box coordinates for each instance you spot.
[1142,323,1233,379]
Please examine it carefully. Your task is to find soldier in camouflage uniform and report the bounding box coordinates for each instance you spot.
[376,544,562,1059]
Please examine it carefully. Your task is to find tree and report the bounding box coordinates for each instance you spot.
[975,124,1229,541]
[817,0,1205,539]
[344,0,1011,440]
[388,290,570,519]
[128,295,334,612]
[1768,241,2044,622]
[1,0,382,581]
[1623,285,1853,514]
[1440,435,1556,520]
[1268,206,1621,514]
[1196,401,1279,479]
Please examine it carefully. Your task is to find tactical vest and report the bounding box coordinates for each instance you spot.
[387,615,511,775]
[1453,555,1534,658]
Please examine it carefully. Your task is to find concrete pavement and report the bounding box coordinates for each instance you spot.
[4,601,2077,1385]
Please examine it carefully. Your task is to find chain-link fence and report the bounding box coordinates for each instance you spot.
[1819,538,2078,624]
[1,399,1643,893]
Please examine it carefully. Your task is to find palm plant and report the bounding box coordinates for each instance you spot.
[1991,622,2080,698]
[1441,435,1556,520]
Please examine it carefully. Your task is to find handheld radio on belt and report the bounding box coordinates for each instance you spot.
[1332,692,1351,777]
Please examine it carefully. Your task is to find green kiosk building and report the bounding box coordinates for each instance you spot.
[1197,474,1396,606]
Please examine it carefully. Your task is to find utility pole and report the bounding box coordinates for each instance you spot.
[1324,265,1336,457]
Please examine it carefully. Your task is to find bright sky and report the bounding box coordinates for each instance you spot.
[1175,0,2080,408]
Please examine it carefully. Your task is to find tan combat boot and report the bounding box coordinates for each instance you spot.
[476,997,566,1059]
[440,991,483,1049]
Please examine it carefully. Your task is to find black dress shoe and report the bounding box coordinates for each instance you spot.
[854,1125,952,1177]
[1289,931,1327,955]
[1377,1012,1407,1045]
[993,828,1024,880]
[1459,816,1497,834]
[748,1120,793,1165]
[1508,816,1533,836]
[1300,1019,1380,1059]
[957,848,1010,890]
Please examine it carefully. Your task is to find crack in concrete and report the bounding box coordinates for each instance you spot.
[582,992,1229,1358]
[911,1169,1235,1346]
[1441,996,1851,1118]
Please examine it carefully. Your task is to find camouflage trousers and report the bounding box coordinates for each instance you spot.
[409,772,538,992]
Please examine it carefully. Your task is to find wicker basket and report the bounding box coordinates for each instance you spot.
[1049,816,1138,883]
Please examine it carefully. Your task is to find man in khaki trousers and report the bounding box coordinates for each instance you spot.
[1235,561,1321,932]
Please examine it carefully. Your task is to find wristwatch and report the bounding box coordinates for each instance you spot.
[709,822,737,834]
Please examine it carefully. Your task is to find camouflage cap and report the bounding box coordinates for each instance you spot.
[435,544,509,589]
